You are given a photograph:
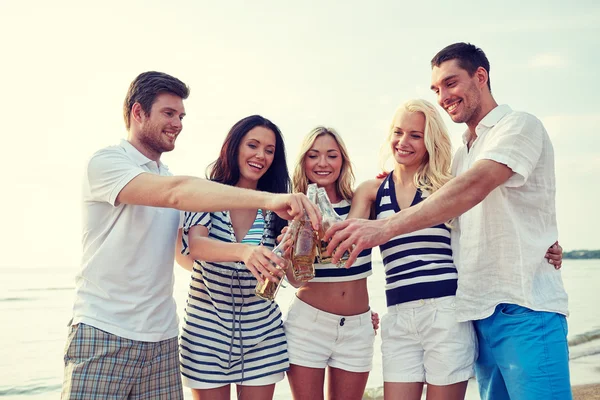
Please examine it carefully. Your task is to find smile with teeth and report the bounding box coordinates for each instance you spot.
[248,162,264,170]
[396,149,413,155]
[447,101,461,113]
[314,171,331,176]
[164,132,177,140]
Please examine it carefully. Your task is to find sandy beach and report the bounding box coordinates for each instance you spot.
[362,383,600,399]
[574,384,600,399]
[361,350,600,399]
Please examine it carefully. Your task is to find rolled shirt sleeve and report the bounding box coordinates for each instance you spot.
[475,113,544,188]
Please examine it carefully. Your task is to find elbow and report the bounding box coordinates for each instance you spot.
[174,248,194,271]
[470,189,488,207]
[463,180,492,209]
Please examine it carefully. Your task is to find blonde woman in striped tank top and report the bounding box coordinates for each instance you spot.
[282,127,379,400]
[343,99,563,400]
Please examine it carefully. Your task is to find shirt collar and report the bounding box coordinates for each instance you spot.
[461,104,512,144]
[119,139,169,170]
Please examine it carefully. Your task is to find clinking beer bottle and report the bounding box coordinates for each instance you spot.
[306,183,322,263]
[291,210,317,281]
[307,183,318,203]
[316,187,350,268]
[255,220,298,301]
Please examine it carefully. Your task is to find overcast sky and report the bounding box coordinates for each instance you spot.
[1,0,598,268]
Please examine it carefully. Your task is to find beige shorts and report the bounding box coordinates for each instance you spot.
[381,296,476,385]
[283,296,375,373]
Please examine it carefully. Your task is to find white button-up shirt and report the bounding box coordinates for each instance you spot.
[72,140,180,341]
[451,105,568,322]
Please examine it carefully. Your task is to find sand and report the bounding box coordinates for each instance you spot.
[573,384,600,399]
[362,383,600,399]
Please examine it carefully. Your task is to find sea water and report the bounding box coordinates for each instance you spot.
[1,260,599,399]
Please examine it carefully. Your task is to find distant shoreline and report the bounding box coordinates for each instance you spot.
[564,250,600,259]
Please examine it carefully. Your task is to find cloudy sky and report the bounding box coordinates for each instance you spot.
[1,0,598,268]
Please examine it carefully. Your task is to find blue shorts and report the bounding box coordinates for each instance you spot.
[474,304,571,400]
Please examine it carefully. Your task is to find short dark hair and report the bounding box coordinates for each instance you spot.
[431,42,491,91]
[208,115,291,235]
[123,71,190,130]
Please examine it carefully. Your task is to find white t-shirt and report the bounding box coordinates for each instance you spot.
[71,139,180,342]
[451,105,568,322]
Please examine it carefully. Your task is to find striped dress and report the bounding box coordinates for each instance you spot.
[180,209,289,387]
[312,199,372,282]
[375,174,458,307]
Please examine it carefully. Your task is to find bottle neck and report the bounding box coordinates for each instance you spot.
[317,193,337,217]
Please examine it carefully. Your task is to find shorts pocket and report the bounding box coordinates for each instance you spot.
[499,303,535,317]
[363,320,376,341]
[435,297,457,313]
[559,315,568,337]
[63,324,81,364]
[283,303,313,331]
[380,312,396,342]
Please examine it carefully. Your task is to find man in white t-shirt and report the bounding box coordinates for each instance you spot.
[326,44,571,399]
[62,71,321,400]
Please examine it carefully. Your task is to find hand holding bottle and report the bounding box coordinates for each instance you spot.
[255,224,296,301]
[242,245,286,284]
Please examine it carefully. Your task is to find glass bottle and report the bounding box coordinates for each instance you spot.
[316,187,350,268]
[307,183,318,203]
[306,183,322,262]
[291,211,317,281]
[255,221,297,301]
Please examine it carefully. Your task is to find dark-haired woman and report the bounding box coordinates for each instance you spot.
[178,115,291,400]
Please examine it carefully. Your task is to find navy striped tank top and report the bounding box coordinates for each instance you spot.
[312,199,372,282]
[375,174,457,307]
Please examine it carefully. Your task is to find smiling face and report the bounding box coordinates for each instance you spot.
[430,59,484,128]
[303,133,343,192]
[137,92,186,159]
[236,126,276,188]
[390,110,428,169]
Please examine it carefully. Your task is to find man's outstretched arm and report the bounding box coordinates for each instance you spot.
[326,159,513,266]
[116,173,321,228]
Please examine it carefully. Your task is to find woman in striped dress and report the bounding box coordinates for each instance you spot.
[282,127,378,400]
[179,115,291,399]
[348,99,563,400]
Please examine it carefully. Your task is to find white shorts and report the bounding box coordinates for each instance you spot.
[381,296,476,386]
[283,296,375,373]
[183,372,285,389]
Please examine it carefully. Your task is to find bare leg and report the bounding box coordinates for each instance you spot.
[287,364,326,400]
[236,383,276,400]
[327,366,369,400]
[191,385,230,400]
[384,382,424,400]
[425,381,468,400]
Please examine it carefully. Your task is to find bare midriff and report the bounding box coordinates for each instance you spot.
[295,278,370,316]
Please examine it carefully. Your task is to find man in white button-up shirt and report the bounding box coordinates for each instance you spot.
[326,43,571,399]
[62,71,321,400]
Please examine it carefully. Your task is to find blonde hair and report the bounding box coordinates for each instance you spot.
[381,99,453,195]
[292,126,355,201]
